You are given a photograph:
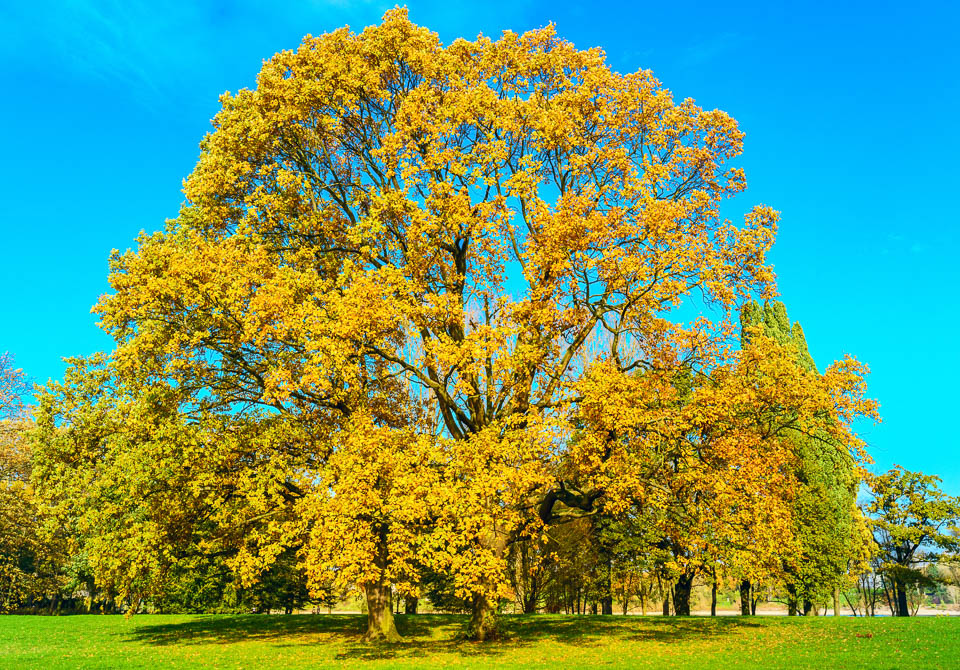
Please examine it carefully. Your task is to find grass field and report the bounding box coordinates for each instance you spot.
[1,613,957,669]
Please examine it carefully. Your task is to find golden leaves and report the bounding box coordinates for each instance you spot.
[44,9,880,615]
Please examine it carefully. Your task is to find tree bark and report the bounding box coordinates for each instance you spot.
[467,593,501,641]
[362,582,402,643]
[787,585,798,616]
[601,556,613,615]
[710,575,717,617]
[739,579,751,616]
[404,595,418,615]
[522,598,537,614]
[672,572,695,616]
[833,587,841,616]
[894,577,910,617]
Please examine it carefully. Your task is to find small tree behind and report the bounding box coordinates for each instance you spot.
[865,466,960,616]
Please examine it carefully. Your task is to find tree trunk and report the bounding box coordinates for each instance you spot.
[803,599,814,616]
[362,582,402,643]
[6,575,15,612]
[662,590,670,616]
[833,587,841,616]
[739,579,751,616]
[467,593,501,641]
[710,575,717,617]
[522,579,539,614]
[894,577,910,617]
[672,572,695,616]
[404,596,418,615]
[601,557,613,615]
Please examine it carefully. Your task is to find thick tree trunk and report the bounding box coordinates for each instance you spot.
[467,593,501,641]
[803,600,814,616]
[404,596,418,615]
[601,596,612,615]
[362,582,402,643]
[739,579,751,616]
[662,591,670,616]
[834,587,841,616]
[672,572,695,616]
[894,577,910,617]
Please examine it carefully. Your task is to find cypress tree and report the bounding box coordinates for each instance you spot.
[740,301,862,614]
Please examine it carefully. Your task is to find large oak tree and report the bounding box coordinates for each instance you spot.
[36,10,877,641]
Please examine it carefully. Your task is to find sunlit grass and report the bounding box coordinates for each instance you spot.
[1,613,957,669]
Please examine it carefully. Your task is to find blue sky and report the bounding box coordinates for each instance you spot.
[1,1,957,492]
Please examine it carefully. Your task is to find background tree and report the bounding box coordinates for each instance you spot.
[740,301,867,615]
[0,354,28,416]
[33,356,318,616]
[865,466,960,616]
[1,353,66,613]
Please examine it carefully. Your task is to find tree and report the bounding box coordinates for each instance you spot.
[33,356,321,616]
[40,10,877,641]
[1,354,65,612]
[0,353,28,419]
[739,301,869,615]
[298,413,442,641]
[865,466,960,616]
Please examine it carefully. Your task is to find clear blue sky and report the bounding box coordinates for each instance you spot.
[2,1,957,491]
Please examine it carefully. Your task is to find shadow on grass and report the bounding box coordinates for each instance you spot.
[127,613,374,645]
[126,613,766,662]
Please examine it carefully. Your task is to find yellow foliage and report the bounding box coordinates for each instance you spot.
[34,10,879,627]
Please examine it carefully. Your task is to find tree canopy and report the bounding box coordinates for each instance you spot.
[32,10,880,640]
[865,466,960,616]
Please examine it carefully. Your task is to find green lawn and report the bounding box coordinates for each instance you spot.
[1,613,957,669]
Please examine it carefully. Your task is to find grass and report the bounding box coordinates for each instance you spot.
[1,613,958,669]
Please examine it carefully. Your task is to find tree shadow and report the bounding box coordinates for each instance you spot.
[127,613,368,646]
[126,613,767,662]
[505,614,764,646]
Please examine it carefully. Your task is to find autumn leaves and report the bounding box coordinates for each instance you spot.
[30,9,877,641]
